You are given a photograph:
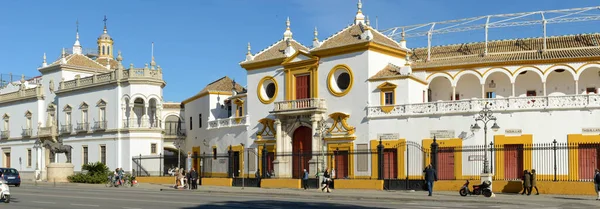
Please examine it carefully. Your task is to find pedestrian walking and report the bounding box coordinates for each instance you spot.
[302,169,309,190]
[594,169,600,200]
[186,169,192,190]
[190,168,198,190]
[321,168,331,193]
[423,164,438,196]
[531,169,539,195]
[521,170,531,195]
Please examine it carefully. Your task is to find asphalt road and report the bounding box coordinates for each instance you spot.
[0,185,591,209]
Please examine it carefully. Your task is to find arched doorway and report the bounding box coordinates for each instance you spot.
[292,126,312,179]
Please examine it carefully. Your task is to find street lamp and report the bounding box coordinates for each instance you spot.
[174,137,185,170]
[240,143,245,190]
[470,102,500,174]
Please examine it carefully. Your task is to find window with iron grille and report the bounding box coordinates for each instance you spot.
[100,145,106,165]
[151,143,157,154]
[83,146,88,165]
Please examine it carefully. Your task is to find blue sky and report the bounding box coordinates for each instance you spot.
[0,0,598,102]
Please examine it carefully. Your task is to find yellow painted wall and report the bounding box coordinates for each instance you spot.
[334,179,383,190]
[261,179,301,189]
[567,134,600,181]
[493,134,533,180]
[201,178,232,187]
[257,143,276,175]
[435,180,600,195]
[136,176,176,184]
[422,138,462,179]
[205,172,228,178]
[192,146,201,172]
[370,139,406,179]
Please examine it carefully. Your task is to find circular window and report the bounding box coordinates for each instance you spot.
[327,65,353,97]
[258,76,278,104]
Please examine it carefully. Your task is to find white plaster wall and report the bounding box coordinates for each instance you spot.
[61,135,118,171]
[246,65,284,142]
[0,140,37,173]
[429,77,453,101]
[483,72,512,98]
[0,99,41,139]
[578,67,600,94]
[408,79,428,104]
[515,71,543,97]
[455,74,481,100]
[57,85,118,131]
[370,80,404,105]
[546,71,576,96]
[183,95,210,150]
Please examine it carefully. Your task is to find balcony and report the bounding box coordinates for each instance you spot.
[367,94,600,118]
[75,123,89,132]
[21,128,32,137]
[93,121,107,131]
[38,126,57,137]
[0,131,9,139]
[123,119,162,129]
[207,115,249,129]
[272,98,327,115]
[60,125,72,134]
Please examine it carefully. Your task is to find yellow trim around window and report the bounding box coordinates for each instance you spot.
[327,64,354,97]
[377,82,397,113]
[257,76,278,104]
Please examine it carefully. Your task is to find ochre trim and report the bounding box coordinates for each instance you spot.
[256,118,276,138]
[326,112,356,135]
[285,64,319,100]
[312,42,408,59]
[241,58,286,71]
[377,82,397,109]
[567,134,600,181]
[327,64,354,97]
[368,75,428,85]
[370,139,406,179]
[412,57,600,72]
[328,142,355,179]
[493,134,533,181]
[257,144,276,175]
[422,138,463,179]
[257,76,278,104]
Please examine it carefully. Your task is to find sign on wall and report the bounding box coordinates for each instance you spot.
[582,128,600,135]
[377,133,399,140]
[430,130,455,139]
[505,129,522,136]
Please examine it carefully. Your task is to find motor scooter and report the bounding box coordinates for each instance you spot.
[459,180,492,197]
[0,178,11,203]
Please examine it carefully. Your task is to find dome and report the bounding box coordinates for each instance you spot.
[99,33,112,40]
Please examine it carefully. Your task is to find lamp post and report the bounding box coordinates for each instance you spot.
[470,102,500,174]
[174,137,185,170]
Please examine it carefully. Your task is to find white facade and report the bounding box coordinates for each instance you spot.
[0,22,183,181]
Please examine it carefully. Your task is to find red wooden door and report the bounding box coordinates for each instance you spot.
[437,148,455,180]
[578,144,599,180]
[267,152,275,174]
[383,149,397,179]
[4,152,10,168]
[335,151,349,179]
[504,144,523,180]
[295,75,310,100]
[292,126,312,178]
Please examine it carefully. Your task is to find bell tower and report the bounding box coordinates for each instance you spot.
[97,15,114,59]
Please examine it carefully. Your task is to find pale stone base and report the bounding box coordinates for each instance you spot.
[481,173,493,192]
[273,159,291,178]
[47,163,74,183]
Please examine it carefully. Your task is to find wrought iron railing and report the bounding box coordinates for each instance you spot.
[75,123,89,132]
[123,119,162,129]
[94,121,107,130]
[60,125,72,134]
[0,131,9,139]
[21,128,32,137]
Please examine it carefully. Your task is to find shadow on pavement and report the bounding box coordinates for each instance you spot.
[553,196,589,201]
[181,200,388,209]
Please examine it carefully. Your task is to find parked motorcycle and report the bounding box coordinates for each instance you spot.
[0,178,11,203]
[459,180,492,197]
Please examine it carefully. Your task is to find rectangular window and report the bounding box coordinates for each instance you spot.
[151,143,157,154]
[199,114,202,128]
[66,112,71,126]
[237,106,243,117]
[587,87,597,94]
[227,105,232,117]
[486,92,496,98]
[83,146,88,165]
[526,90,537,97]
[189,117,192,130]
[384,92,394,105]
[26,117,32,129]
[100,107,106,122]
[357,144,368,172]
[27,149,31,167]
[100,145,106,165]
[82,110,88,123]
[213,147,217,160]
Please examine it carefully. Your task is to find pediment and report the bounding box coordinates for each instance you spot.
[281,50,317,66]
[377,82,397,90]
[97,99,106,107]
[79,102,88,109]
[63,105,72,112]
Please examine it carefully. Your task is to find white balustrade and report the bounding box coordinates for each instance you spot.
[273,98,327,112]
[206,115,250,129]
[367,94,600,118]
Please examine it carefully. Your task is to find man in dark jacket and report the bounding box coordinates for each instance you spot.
[594,169,600,200]
[302,169,309,190]
[423,164,438,196]
[190,168,198,190]
[521,170,531,195]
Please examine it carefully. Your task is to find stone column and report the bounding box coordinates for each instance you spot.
[452,86,456,100]
[143,104,150,127]
[121,105,126,129]
[273,119,290,178]
[575,80,579,95]
[511,82,516,97]
[308,115,322,177]
[543,82,547,96]
[129,104,135,128]
[481,84,485,99]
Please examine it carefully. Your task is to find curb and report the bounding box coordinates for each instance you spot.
[157,188,520,205]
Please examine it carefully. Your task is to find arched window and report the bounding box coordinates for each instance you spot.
[107,46,110,56]
[102,46,105,55]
